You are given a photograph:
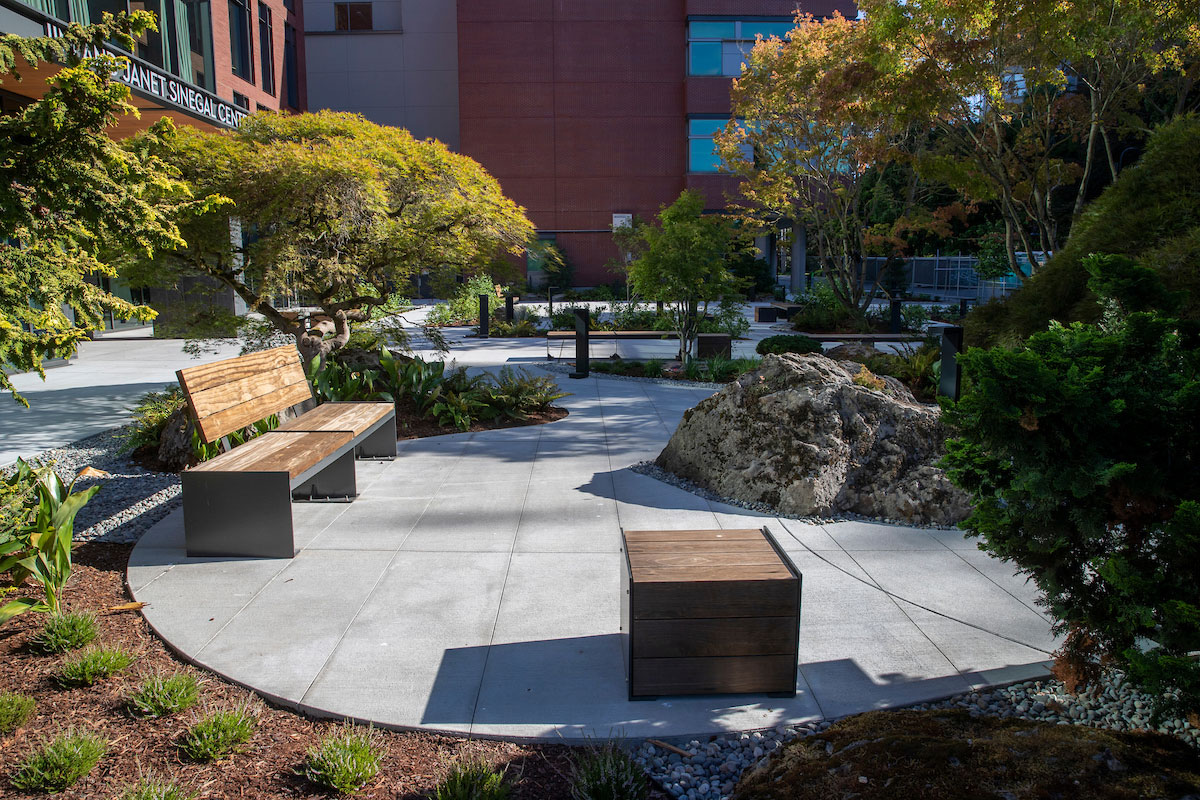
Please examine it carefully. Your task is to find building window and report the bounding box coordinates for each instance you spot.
[186,0,215,90]
[258,2,275,95]
[232,91,250,109]
[282,22,300,109]
[688,117,753,173]
[228,0,253,82]
[334,2,372,31]
[688,18,793,77]
[281,0,292,10]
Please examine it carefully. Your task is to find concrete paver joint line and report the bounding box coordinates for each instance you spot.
[784,526,1053,656]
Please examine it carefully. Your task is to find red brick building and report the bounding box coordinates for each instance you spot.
[455,0,856,287]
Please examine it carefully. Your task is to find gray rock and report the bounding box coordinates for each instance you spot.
[655,353,971,525]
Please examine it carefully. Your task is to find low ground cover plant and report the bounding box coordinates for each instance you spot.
[756,334,823,356]
[30,610,98,653]
[0,691,35,734]
[433,757,510,800]
[590,357,761,383]
[127,672,200,718]
[179,706,258,761]
[116,776,196,800]
[9,728,107,793]
[568,742,649,800]
[56,645,135,687]
[300,724,385,794]
[120,386,188,455]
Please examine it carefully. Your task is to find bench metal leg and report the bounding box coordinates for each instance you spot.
[182,471,295,558]
[293,449,357,501]
[355,415,398,460]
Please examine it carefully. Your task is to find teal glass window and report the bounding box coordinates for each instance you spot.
[688,118,728,173]
[689,41,721,76]
[687,18,794,76]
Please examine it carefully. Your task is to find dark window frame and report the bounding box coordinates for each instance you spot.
[258,2,275,96]
[333,2,373,31]
[227,0,254,83]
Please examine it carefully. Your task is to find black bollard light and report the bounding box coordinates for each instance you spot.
[890,298,902,334]
[568,307,590,379]
[478,294,490,339]
[505,294,515,322]
[547,286,555,316]
[959,297,970,318]
[656,300,664,316]
[939,325,964,401]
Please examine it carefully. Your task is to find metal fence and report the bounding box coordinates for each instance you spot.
[862,255,1022,302]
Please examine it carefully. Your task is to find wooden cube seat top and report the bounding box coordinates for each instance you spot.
[621,528,802,698]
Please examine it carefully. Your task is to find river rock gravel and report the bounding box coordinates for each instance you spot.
[5,427,180,544]
[631,670,1198,800]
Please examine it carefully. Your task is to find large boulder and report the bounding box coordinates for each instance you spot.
[655,353,970,525]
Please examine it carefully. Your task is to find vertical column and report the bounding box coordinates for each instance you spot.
[790,226,807,295]
[569,307,590,379]
[478,295,489,339]
[505,294,515,322]
[890,299,902,334]
[939,325,964,401]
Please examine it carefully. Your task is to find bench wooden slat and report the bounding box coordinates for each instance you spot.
[189,430,354,479]
[191,381,315,444]
[177,346,304,393]
[274,402,394,437]
[177,345,314,444]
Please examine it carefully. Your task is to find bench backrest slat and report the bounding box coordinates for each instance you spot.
[177,345,313,444]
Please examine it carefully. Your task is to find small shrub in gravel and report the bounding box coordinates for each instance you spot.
[301,724,385,794]
[179,706,257,762]
[433,758,510,800]
[55,646,134,687]
[0,691,36,735]
[127,672,199,718]
[30,611,98,653]
[569,742,649,800]
[117,775,196,800]
[9,728,106,793]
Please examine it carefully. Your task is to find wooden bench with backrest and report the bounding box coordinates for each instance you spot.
[176,345,396,559]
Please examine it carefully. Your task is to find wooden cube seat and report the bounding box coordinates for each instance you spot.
[621,528,802,699]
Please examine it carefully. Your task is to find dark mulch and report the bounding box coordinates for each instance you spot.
[0,544,662,799]
[395,406,568,440]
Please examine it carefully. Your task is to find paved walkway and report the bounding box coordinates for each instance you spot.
[128,368,1056,741]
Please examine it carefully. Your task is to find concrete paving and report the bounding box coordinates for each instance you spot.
[127,362,1057,742]
[2,312,1056,741]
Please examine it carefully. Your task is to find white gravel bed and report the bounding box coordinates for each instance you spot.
[7,427,180,545]
[633,670,1198,800]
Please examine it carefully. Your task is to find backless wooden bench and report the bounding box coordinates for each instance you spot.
[176,345,396,559]
[621,527,802,699]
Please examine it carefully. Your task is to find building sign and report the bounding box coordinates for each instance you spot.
[45,22,246,128]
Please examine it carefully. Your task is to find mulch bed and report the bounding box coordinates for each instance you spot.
[395,406,567,440]
[0,544,667,799]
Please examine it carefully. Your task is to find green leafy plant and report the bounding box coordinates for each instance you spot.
[788,281,859,331]
[568,742,649,800]
[56,646,134,687]
[0,691,35,735]
[179,706,257,761]
[30,611,98,653]
[427,274,508,325]
[943,253,1200,718]
[188,415,279,463]
[899,303,929,332]
[120,386,188,455]
[116,775,196,800]
[642,358,665,377]
[127,672,200,718]
[9,728,106,793]
[756,334,823,356]
[433,758,511,800]
[485,368,568,419]
[0,459,102,623]
[705,297,751,339]
[430,390,489,432]
[491,318,539,337]
[300,724,385,795]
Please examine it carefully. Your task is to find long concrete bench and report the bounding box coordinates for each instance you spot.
[176,345,395,559]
